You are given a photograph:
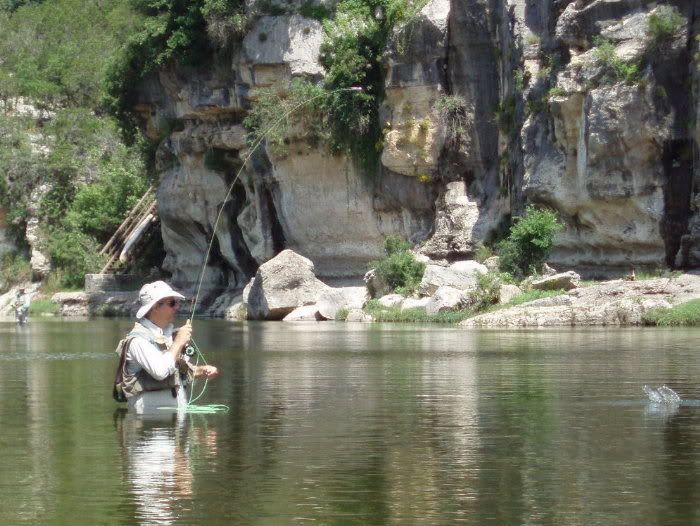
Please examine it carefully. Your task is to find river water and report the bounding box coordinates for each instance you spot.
[2,319,700,525]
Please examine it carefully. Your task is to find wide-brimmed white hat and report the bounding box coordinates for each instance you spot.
[136,281,185,319]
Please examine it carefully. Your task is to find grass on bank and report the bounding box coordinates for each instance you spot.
[643,300,700,327]
[28,299,58,315]
[364,300,473,323]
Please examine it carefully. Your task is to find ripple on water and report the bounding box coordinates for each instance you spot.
[0,352,113,361]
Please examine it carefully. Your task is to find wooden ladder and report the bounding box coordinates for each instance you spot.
[99,187,158,274]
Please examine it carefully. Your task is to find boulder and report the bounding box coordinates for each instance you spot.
[531,271,581,291]
[498,284,522,304]
[542,263,558,277]
[203,291,243,317]
[364,269,391,299]
[418,260,487,296]
[317,286,367,320]
[52,292,89,317]
[401,297,432,310]
[425,286,466,315]
[378,294,404,308]
[224,301,248,321]
[245,249,330,320]
[283,305,323,322]
[345,308,374,322]
[483,256,500,272]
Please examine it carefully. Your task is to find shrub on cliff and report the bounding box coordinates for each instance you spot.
[497,206,562,278]
[592,37,641,85]
[647,6,684,50]
[243,0,428,173]
[369,235,425,296]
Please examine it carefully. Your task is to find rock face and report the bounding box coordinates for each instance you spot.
[520,3,698,273]
[127,0,700,299]
[135,9,437,299]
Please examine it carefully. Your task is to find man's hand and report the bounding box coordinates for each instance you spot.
[195,365,219,379]
[173,320,192,348]
[170,320,192,359]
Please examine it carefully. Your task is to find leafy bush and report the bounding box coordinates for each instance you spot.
[298,0,332,21]
[104,0,224,140]
[474,242,494,263]
[497,206,562,277]
[0,114,45,244]
[65,165,148,242]
[202,0,250,47]
[335,307,350,321]
[469,271,504,311]
[368,235,425,296]
[593,37,641,85]
[45,228,106,288]
[41,270,71,295]
[244,79,329,155]
[28,299,58,315]
[494,95,517,133]
[244,0,428,172]
[0,0,139,106]
[644,299,700,327]
[647,6,684,49]
[0,252,31,291]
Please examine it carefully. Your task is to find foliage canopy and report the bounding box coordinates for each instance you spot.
[497,206,562,277]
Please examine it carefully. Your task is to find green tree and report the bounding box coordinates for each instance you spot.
[369,235,425,295]
[0,0,139,106]
[497,206,562,277]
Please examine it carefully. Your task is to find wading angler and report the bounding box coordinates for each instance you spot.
[113,281,219,414]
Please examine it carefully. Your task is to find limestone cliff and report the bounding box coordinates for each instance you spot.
[131,0,700,297]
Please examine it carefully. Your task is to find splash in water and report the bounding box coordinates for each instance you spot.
[643,385,681,404]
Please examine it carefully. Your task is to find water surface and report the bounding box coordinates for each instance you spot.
[2,319,700,524]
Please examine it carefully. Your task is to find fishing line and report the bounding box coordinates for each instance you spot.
[181,85,362,411]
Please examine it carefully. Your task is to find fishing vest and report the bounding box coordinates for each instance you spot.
[112,322,192,403]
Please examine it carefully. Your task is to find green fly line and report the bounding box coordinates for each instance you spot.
[177,86,363,412]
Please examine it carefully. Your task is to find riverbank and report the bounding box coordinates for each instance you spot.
[3,251,699,328]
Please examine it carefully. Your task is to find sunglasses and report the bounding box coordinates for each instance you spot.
[159,299,180,308]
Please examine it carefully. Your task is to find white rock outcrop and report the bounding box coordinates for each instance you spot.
[463,274,700,327]
[418,260,487,296]
[283,304,322,321]
[425,286,465,315]
[317,287,367,320]
[531,271,581,291]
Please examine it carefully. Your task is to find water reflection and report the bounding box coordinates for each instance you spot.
[4,321,700,525]
[114,411,219,525]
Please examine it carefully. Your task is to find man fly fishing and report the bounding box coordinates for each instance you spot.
[113,281,218,414]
